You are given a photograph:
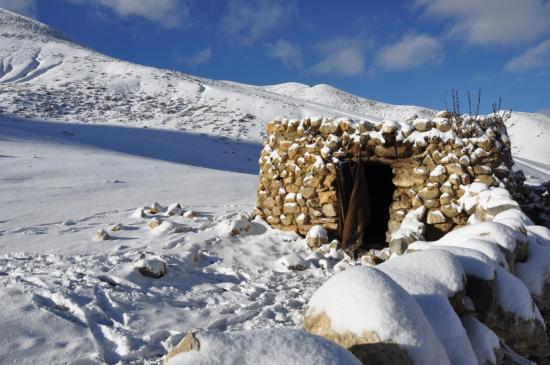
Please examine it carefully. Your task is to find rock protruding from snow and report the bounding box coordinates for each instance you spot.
[93,229,111,241]
[304,266,450,365]
[306,225,328,249]
[135,257,166,278]
[276,253,307,271]
[164,328,362,365]
[228,214,252,236]
[166,203,183,216]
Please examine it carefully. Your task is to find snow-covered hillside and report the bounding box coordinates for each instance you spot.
[0,8,434,141]
[1,7,548,172]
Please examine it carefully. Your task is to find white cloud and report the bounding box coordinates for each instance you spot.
[70,0,191,28]
[220,0,296,44]
[0,0,36,17]
[178,48,212,69]
[505,39,550,72]
[376,33,444,70]
[266,40,303,68]
[415,0,550,45]
[310,37,368,76]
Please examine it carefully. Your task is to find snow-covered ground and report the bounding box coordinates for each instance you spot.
[0,116,332,364]
[1,7,549,365]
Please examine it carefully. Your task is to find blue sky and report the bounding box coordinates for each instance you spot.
[3,0,550,114]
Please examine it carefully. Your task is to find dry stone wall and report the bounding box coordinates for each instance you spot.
[256,111,516,248]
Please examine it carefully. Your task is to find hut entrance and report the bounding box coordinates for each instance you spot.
[336,161,394,257]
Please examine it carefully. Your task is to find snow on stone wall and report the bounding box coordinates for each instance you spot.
[256,111,517,252]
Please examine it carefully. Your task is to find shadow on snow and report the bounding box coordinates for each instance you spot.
[0,117,262,175]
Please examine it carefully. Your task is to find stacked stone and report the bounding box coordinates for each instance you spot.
[512,170,550,228]
[256,111,516,244]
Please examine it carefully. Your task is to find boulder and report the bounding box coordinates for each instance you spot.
[276,253,307,271]
[304,266,450,365]
[136,257,166,278]
[413,118,434,132]
[307,225,329,249]
[94,229,110,241]
[481,267,550,358]
[164,329,362,365]
[229,215,252,236]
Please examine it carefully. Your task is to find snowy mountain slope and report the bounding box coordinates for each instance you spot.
[1,7,548,169]
[0,7,434,144]
[505,112,550,168]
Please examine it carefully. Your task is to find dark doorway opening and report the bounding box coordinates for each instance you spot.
[336,161,395,257]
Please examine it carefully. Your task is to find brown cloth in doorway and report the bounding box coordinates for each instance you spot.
[336,161,370,258]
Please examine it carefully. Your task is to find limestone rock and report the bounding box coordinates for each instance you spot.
[413,118,433,132]
[136,257,166,278]
[94,229,111,241]
[322,203,337,217]
[307,225,328,249]
[427,210,446,224]
[319,119,339,134]
[167,203,183,216]
[304,266,450,365]
[183,210,196,218]
[165,332,200,364]
[277,253,307,271]
[434,117,451,132]
[393,174,415,188]
[419,183,440,200]
[110,223,124,232]
[229,216,252,236]
[165,329,362,365]
[318,190,336,204]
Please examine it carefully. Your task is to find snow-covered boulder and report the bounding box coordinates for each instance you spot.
[377,251,477,364]
[306,225,328,249]
[492,209,533,230]
[166,203,183,216]
[434,222,528,269]
[428,246,497,314]
[183,210,196,218]
[164,329,362,365]
[461,315,502,365]
[135,257,166,278]
[131,207,146,219]
[110,223,124,232]
[228,214,252,236]
[93,229,111,241]
[516,230,550,312]
[389,207,426,254]
[483,266,549,357]
[150,220,188,235]
[409,238,509,270]
[304,266,450,365]
[377,250,467,311]
[276,253,307,271]
[476,187,520,221]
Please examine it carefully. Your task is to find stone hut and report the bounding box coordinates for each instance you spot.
[256,111,517,257]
